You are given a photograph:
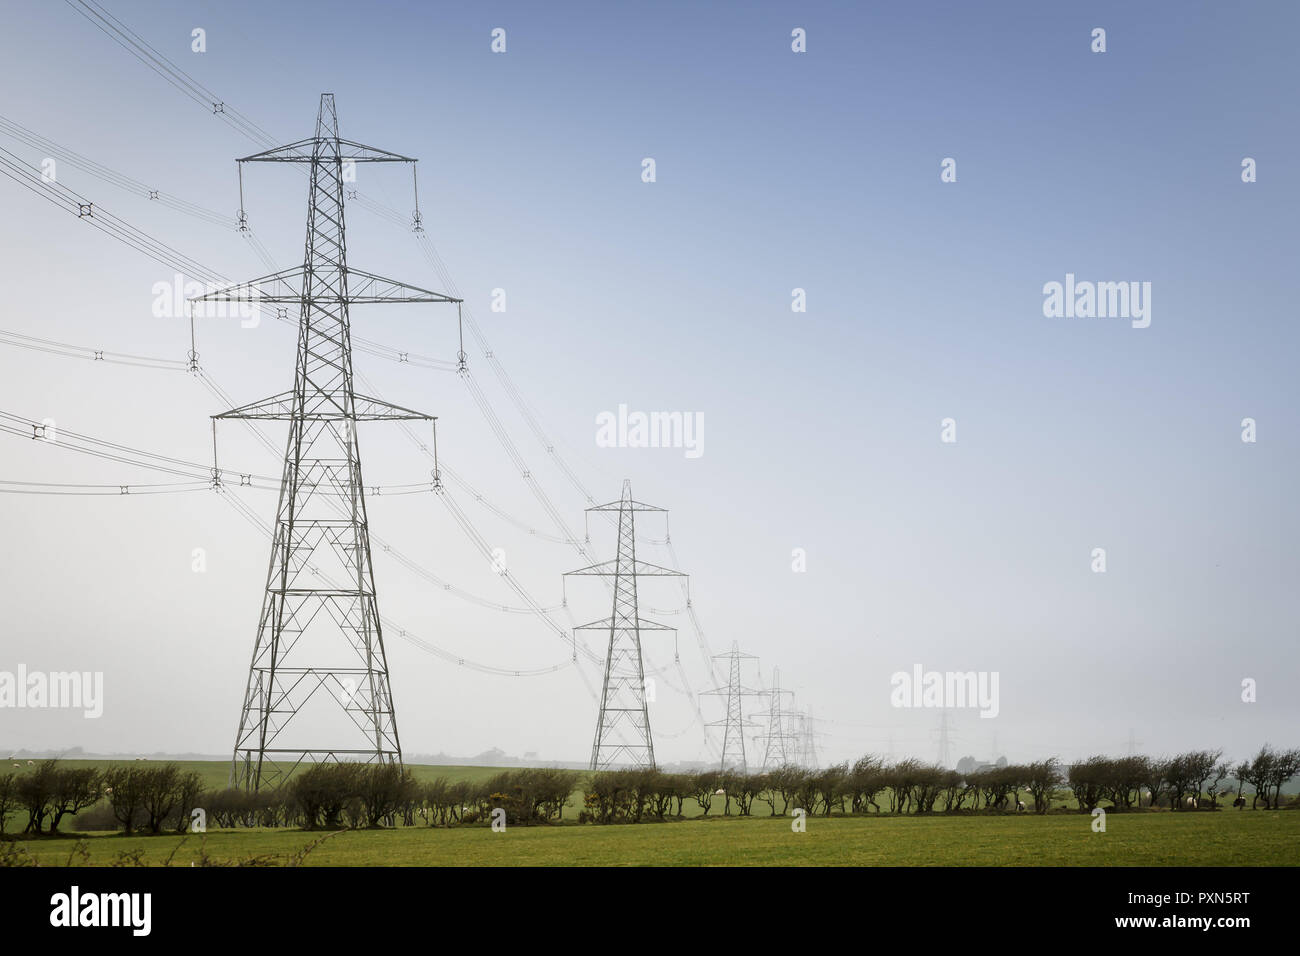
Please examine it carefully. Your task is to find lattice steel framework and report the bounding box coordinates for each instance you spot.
[193,94,462,791]
[756,666,799,771]
[793,710,821,769]
[565,480,685,770]
[703,642,762,773]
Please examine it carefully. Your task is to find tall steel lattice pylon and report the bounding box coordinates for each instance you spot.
[785,712,816,770]
[192,94,463,791]
[756,666,799,771]
[935,709,954,769]
[565,480,685,770]
[703,642,762,773]
[793,710,821,769]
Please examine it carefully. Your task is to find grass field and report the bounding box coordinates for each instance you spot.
[4,760,1296,866]
[8,807,1298,866]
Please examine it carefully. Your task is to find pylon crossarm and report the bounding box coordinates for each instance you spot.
[238,138,417,164]
[564,559,684,577]
[213,392,434,421]
[574,616,675,632]
[586,499,667,513]
[346,268,461,304]
[353,395,436,420]
[190,266,306,303]
[189,266,459,305]
[212,392,297,420]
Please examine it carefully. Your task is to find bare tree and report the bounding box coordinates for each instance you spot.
[1137,756,1169,809]
[1268,748,1300,808]
[690,770,720,817]
[1024,758,1063,813]
[1205,760,1231,809]
[16,759,59,833]
[48,766,101,833]
[1241,746,1277,809]
[0,772,18,834]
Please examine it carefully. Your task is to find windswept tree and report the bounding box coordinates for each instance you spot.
[791,766,822,816]
[1185,750,1223,809]
[717,769,742,816]
[764,765,804,816]
[646,772,677,821]
[627,768,660,822]
[0,772,18,834]
[357,763,418,828]
[583,770,632,824]
[1205,760,1232,809]
[17,759,59,833]
[140,763,184,834]
[729,772,765,817]
[1268,748,1300,808]
[1165,753,1197,810]
[1240,747,1278,809]
[1137,756,1169,809]
[1110,755,1148,809]
[813,763,848,817]
[290,762,365,828]
[1069,756,1107,812]
[1024,758,1062,813]
[938,769,968,811]
[886,759,922,813]
[690,770,720,817]
[844,756,888,814]
[48,766,102,833]
[970,763,1024,811]
[173,770,206,833]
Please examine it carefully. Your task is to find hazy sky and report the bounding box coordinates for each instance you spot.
[0,0,1296,770]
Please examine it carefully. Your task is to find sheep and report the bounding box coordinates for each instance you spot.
[1185,796,1197,809]
[1232,796,1246,809]
[1016,800,1026,812]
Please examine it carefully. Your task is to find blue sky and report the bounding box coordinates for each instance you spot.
[0,0,1296,767]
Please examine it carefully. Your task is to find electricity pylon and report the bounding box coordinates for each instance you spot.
[755,667,799,771]
[936,710,952,768]
[565,480,684,770]
[193,94,462,791]
[703,642,762,773]
[791,708,821,769]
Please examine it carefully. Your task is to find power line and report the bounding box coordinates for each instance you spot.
[0,327,187,370]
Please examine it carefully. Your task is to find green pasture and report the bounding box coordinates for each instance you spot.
[1,759,1295,866]
[6,805,1296,867]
